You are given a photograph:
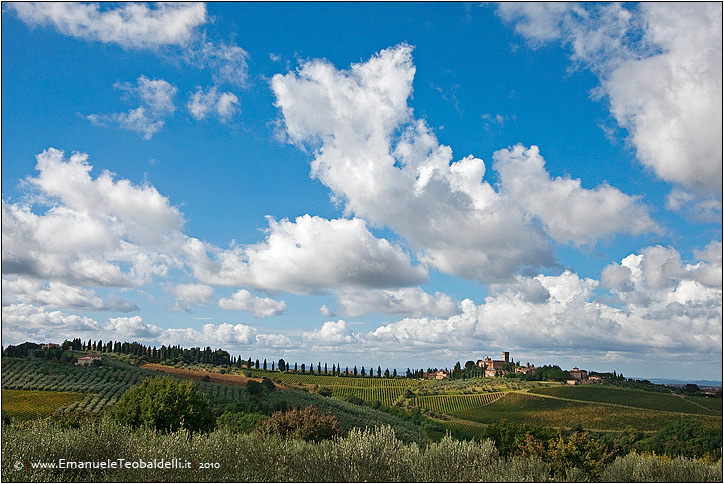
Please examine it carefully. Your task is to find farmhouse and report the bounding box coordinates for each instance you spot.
[423,370,449,380]
[75,354,101,366]
[568,367,588,381]
[477,352,510,377]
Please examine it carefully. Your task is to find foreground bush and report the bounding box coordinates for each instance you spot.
[600,452,723,482]
[111,376,215,433]
[257,406,342,442]
[2,418,721,482]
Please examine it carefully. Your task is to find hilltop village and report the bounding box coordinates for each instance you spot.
[423,351,601,385]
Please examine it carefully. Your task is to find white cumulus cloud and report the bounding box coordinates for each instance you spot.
[168,283,214,311]
[184,214,426,293]
[272,44,659,282]
[8,2,207,49]
[497,2,723,204]
[2,277,138,312]
[303,320,359,346]
[218,289,286,318]
[2,148,184,288]
[336,287,460,318]
[493,144,660,245]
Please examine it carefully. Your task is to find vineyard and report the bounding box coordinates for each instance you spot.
[1,389,87,421]
[0,357,428,443]
[328,386,407,407]
[248,370,422,389]
[528,385,723,415]
[1,358,160,414]
[411,392,506,413]
[453,392,723,432]
[439,418,488,438]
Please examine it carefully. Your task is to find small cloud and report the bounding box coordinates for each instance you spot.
[319,304,335,317]
[187,86,239,122]
[482,113,514,130]
[218,289,286,318]
[88,76,177,139]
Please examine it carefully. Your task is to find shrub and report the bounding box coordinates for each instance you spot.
[245,379,262,396]
[260,377,275,392]
[110,376,215,433]
[257,406,342,442]
[216,411,267,433]
[600,452,723,482]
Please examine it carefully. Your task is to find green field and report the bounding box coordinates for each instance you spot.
[453,391,722,431]
[528,384,722,415]
[2,389,87,421]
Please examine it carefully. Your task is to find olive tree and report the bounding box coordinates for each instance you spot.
[111,376,215,433]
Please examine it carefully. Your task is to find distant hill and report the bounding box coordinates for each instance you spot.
[630,377,722,388]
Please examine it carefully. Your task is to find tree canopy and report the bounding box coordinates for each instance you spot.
[111,376,214,433]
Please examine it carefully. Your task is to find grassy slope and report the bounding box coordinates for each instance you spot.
[452,391,722,431]
[528,384,722,415]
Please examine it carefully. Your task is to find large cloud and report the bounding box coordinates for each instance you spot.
[335,287,459,318]
[2,277,138,312]
[184,214,427,293]
[354,243,721,364]
[1,303,290,350]
[2,148,184,288]
[3,147,433,318]
[497,2,722,204]
[493,144,659,245]
[272,44,658,281]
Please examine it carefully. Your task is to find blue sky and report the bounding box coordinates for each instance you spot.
[2,2,721,381]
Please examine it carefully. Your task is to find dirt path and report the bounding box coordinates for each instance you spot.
[669,390,717,414]
[142,363,253,387]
